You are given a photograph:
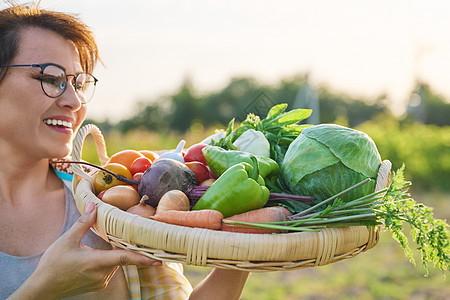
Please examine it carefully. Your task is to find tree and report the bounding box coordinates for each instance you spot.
[405,83,450,126]
[169,78,202,132]
[317,88,387,127]
[116,101,169,133]
[201,77,264,125]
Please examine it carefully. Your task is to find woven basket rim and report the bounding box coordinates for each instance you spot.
[71,124,390,271]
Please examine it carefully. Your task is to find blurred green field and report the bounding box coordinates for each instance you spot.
[357,118,450,192]
[76,121,449,299]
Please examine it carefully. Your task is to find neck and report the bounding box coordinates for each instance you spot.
[0,154,61,206]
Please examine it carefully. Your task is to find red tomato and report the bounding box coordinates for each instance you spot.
[185,161,211,184]
[129,157,152,176]
[106,149,144,171]
[207,165,218,179]
[132,172,143,191]
[139,150,159,162]
[97,189,107,200]
[184,143,208,165]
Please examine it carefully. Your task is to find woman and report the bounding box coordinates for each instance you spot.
[0,3,249,299]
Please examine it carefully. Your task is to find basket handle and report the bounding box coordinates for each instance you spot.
[375,160,392,192]
[71,124,109,182]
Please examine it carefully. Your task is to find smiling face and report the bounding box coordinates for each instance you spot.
[0,27,88,160]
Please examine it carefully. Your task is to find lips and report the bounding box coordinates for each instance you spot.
[43,118,73,129]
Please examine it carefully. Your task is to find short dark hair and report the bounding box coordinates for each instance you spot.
[0,2,99,82]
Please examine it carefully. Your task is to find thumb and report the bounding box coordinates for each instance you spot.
[65,201,97,243]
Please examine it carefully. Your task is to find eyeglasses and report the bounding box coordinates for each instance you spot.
[0,63,98,103]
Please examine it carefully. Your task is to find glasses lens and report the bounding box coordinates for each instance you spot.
[41,65,66,97]
[74,73,96,103]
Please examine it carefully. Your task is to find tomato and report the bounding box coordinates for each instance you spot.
[129,157,152,176]
[185,161,211,184]
[184,143,208,165]
[139,150,159,162]
[131,172,144,191]
[97,189,107,200]
[106,149,144,171]
[93,163,132,195]
[207,165,218,179]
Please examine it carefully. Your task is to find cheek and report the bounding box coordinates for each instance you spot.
[73,105,88,132]
[0,83,48,133]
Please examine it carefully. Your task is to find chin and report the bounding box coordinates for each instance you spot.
[49,145,72,159]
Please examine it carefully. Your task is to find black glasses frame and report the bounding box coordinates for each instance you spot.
[0,63,98,103]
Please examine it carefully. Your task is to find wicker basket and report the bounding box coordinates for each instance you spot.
[71,124,392,272]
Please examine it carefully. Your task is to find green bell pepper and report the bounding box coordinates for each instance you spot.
[202,145,279,181]
[192,157,270,218]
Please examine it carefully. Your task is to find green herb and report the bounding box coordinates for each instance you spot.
[376,165,449,275]
[213,103,312,193]
[214,103,312,167]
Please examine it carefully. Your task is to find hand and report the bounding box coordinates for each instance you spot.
[10,202,161,299]
[190,268,250,300]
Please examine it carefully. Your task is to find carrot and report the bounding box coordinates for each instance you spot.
[150,209,223,230]
[221,206,291,234]
[156,190,190,214]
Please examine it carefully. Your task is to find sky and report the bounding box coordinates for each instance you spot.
[5,0,450,121]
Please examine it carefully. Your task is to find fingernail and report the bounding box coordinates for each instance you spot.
[152,261,162,266]
[85,202,95,213]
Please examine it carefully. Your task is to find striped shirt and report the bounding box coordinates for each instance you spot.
[123,264,193,299]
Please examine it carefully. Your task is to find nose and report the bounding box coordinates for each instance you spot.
[56,78,84,110]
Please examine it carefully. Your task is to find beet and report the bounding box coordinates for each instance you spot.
[138,158,197,207]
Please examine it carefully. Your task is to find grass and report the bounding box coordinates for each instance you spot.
[184,192,449,300]
[184,236,449,300]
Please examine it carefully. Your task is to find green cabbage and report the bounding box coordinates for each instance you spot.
[280,124,382,204]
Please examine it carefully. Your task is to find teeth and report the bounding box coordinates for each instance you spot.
[44,119,73,128]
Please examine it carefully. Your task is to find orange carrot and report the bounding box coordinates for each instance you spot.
[221,206,290,234]
[278,206,293,217]
[156,190,190,214]
[151,209,223,230]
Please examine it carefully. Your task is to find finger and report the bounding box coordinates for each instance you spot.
[63,201,97,243]
[104,266,120,284]
[92,248,162,268]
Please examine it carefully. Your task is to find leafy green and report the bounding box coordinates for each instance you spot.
[302,124,381,178]
[377,166,449,275]
[265,103,289,119]
[214,103,312,167]
[281,133,340,183]
[280,124,382,203]
[296,162,376,206]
